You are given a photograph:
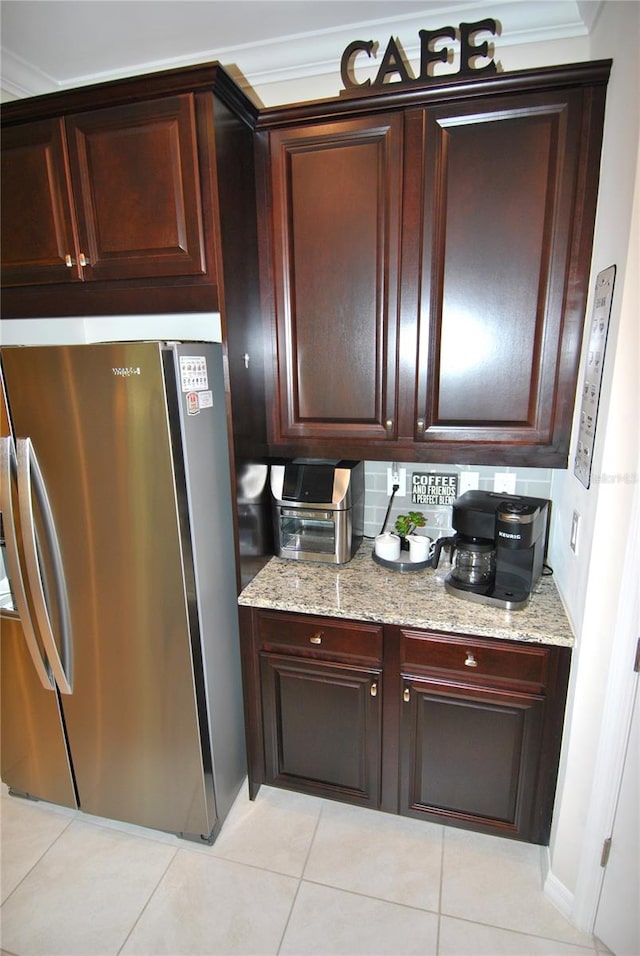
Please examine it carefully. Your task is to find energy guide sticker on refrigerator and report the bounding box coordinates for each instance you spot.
[0,341,245,844]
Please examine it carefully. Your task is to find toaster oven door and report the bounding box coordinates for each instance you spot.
[278,507,336,557]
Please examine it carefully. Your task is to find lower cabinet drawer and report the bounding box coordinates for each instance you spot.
[256,610,383,665]
[400,629,550,688]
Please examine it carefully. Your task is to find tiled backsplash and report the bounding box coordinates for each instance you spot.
[363,461,553,541]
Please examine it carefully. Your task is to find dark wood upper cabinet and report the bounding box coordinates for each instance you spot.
[65,95,207,282]
[256,61,611,466]
[1,63,260,318]
[1,118,77,287]
[266,114,403,443]
[2,96,206,289]
[410,89,587,453]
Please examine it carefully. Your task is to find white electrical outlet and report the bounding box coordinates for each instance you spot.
[493,472,516,494]
[459,472,480,494]
[570,510,580,553]
[387,467,407,496]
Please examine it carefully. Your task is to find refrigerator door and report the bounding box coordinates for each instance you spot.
[1,342,215,839]
[0,373,76,807]
[1,613,77,807]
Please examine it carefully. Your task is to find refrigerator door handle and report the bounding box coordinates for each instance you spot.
[16,438,73,695]
[0,436,55,691]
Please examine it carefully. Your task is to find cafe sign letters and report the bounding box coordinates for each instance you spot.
[340,17,499,93]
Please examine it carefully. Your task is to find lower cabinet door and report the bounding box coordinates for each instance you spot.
[400,677,545,842]
[260,653,382,807]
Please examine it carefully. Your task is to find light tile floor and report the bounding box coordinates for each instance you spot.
[0,781,612,956]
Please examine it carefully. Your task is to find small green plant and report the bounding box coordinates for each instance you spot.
[394,511,426,538]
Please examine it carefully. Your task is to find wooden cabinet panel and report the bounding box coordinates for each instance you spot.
[268,114,403,443]
[260,653,381,806]
[411,90,584,450]
[66,95,207,281]
[400,676,545,839]
[1,119,78,286]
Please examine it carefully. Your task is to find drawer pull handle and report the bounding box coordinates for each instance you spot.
[309,632,323,645]
[465,652,478,667]
[403,688,410,702]
[370,681,378,697]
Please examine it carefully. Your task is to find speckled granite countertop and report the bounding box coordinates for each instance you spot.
[238,540,575,647]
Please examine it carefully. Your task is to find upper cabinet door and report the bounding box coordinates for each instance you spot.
[1,119,80,286]
[409,88,589,457]
[268,114,403,444]
[65,94,207,281]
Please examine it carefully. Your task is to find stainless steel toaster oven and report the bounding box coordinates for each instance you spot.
[270,460,364,564]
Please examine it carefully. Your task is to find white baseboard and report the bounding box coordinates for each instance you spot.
[544,861,575,923]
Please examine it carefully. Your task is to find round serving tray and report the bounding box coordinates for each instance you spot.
[372,551,432,573]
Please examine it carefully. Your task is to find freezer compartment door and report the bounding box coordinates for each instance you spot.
[1,614,77,807]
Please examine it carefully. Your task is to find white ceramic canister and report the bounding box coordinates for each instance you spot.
[407,534,432,563]
[374,532,401,561]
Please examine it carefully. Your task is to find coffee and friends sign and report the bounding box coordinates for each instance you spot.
[340,17,499,93]
[412,473,459,507]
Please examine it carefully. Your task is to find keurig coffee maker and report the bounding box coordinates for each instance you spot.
[431,490,551,609]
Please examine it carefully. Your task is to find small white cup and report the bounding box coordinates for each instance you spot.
[375,532,401,561]
[407,534,432,563]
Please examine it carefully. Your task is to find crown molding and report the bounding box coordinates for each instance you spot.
[1,1,596,101]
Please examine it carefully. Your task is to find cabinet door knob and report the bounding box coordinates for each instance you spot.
[370,681,378,697]
[465,652,478,667]
[403,687,410,702]
[78,253,90,267]
[309,632,323,644]
[416,418,425,434]
[64,254,76,268]
[385,419,393,432]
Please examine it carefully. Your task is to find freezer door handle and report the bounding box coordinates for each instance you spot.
[0,437,55,691]
[16,438,73,695]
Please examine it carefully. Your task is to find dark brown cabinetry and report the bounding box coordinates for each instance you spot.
[242,608,382,807]
[265,114,403,444]
[2,118,78,288]
[394,628,569,843]
[240,607,571,844]
[1,63,260,319]
[256,61,610,466]
[2,96,206,289]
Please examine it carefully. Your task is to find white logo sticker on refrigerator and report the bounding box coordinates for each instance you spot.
[179,356,209,392]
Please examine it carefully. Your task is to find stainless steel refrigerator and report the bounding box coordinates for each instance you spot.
[0,341,246,843]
